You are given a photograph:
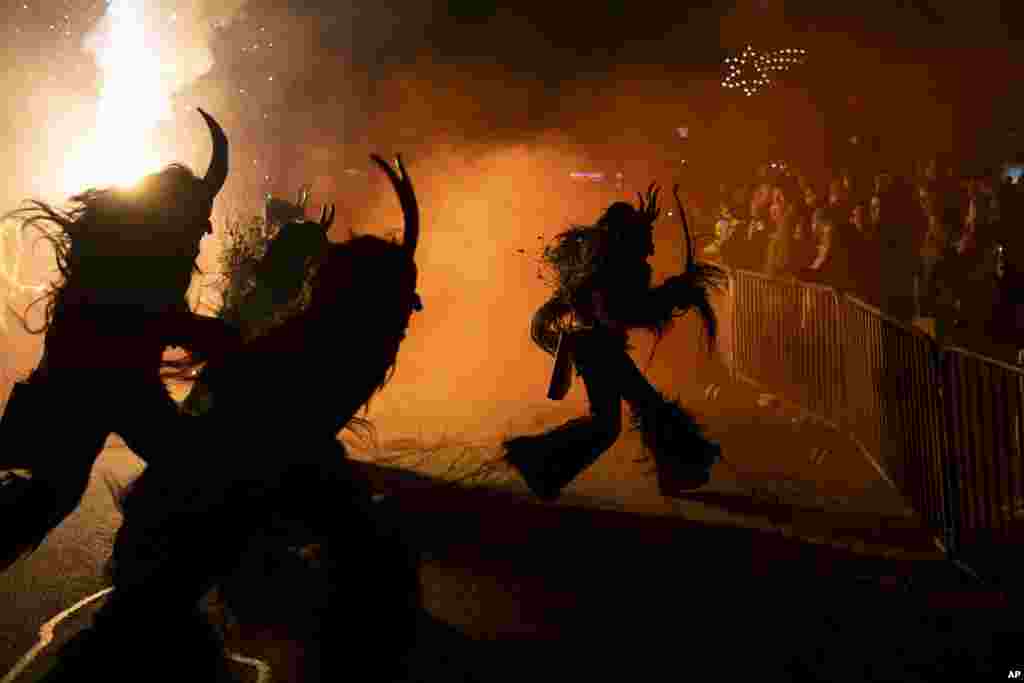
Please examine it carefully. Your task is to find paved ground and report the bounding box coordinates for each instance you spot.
[2,369,1020,681]
[6,468,1021,682]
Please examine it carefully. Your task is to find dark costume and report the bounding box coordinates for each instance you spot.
[505,185,725,501]
[181,188,334,416]
[0,110,240,572]
[46,155,425,682]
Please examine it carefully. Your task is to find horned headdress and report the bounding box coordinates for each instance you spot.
[196,107,229,208]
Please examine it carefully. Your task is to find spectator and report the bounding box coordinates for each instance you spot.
[986,242,1024,363]
[851,200,875,242]
[848,199,878,298]
[790,203,817,272]
[916,191,949,316]
[804,184,822,217]
[721,182,772,271]
[869,193,881,230]
[828,177,851,220]
[800,207,854,291]
[875,176,923,321]
[840,168,860,204]
[763,178,800,277]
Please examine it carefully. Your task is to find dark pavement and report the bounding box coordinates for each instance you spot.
[3,370,1022,682]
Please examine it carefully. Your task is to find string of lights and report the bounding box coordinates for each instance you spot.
[722,45,807,97]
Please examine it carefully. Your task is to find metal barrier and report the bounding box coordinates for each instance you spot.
[840,295,949,538]
[728,268,1023,573]
[942,347,1024,564]
[732,271,845,423]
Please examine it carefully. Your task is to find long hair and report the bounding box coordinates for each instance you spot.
[6,164,210,335]
[219,232,419,445]
[302,234,417,401]
[4,165,215,382]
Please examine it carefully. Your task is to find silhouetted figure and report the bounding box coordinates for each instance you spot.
[181,188,335,416]
[0,109,240,573]
[505,184,725,501]
[58,155,424,681]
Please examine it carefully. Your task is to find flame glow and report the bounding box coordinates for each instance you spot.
[60,0,171,195]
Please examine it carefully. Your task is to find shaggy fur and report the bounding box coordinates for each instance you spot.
[506,184,724,500]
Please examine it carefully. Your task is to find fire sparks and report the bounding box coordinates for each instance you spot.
[59,0,175,195]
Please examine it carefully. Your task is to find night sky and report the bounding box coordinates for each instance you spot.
[1,0,1021,202]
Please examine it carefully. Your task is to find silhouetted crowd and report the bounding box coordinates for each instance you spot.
[706,160,1024,354]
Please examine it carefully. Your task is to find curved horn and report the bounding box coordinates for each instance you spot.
[673,184,693,271]
[370,153,419,255]
[197,108,228,199]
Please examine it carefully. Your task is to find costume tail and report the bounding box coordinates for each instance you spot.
[679,261,728,350]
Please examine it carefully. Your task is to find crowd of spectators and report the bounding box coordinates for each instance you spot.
[703,159,1024,356]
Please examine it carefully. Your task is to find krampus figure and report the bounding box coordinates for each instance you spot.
[0,109,241,572]
[48,155,425,681]
[505,184,726,501]
[181,187,335,416]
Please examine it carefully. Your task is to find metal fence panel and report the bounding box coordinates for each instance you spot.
[942,348,1024,560]
[729,269,952,552]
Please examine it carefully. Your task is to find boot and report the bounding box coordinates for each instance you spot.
[504,417,610,502]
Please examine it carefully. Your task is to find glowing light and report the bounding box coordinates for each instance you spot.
[721,45,807,96]
[60,0,168,194]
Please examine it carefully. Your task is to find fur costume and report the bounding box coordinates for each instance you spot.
[181,190,335,416]
[0,110,239,573]
[78,155,425,681]
[506,184,726,500]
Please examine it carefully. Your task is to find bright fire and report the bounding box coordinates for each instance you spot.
[60,0,171,195]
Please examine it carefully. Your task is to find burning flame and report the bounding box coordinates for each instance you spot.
[60,0,171,195]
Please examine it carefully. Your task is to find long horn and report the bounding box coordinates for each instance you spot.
[370,153,419,255]
[197,108,228,199]
[673,184,693,271]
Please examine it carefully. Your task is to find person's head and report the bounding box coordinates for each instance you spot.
[925,158,938,182]
[918,188,935,218]
[851,201,868,232]
[11,109,228,328]
[256,204,334,306]
[598,189,659,261]
[828,178,847,207]
[769,176,799,224]
[812,208,835,248]
[265,185,312,229]
[840,169,854,193]
[804,185,818,209]
[870,194,881,226]
[750,183,772,217]
[916,184,929,207]
[995,243,1010,281]
[966,176,980,198]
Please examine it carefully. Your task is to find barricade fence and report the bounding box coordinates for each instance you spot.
[728,268,1024,571]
